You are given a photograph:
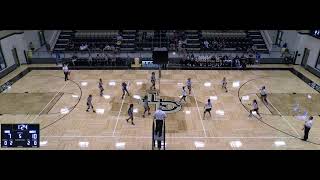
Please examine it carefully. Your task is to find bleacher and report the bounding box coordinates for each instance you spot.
[53,30,269,54]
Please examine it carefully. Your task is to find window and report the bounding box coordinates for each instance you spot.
[0,44,7,71]
[316,50,320,70]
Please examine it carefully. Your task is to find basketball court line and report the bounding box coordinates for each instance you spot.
[192,88,208,137]
[112,81,129,137]
[31,81,69,123]
[268,101,301,138]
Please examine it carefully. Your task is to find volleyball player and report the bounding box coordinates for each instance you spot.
[222,77,228,92]
[260,86,268,104]
[249,99,261,118]
[150,72,156,90]
[98,78,104,97]
[178,86,187,104]
[203,99,212,119]
[86,94,96,113]
[186,78,192,95]
[121,82,130,99]
[126,104,135,125]
[142,95,151,118]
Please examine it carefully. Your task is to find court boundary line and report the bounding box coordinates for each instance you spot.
[192,88,207,137]
[112,81,129,137]
[268,101,301,138]
[31,81,69,123]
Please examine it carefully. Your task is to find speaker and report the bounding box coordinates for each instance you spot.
[152,48,168,64]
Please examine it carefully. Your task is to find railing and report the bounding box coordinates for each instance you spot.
[49,30,61,51]
[260,30,273,51]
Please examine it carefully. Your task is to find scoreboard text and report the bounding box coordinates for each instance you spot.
[1,124,40,148]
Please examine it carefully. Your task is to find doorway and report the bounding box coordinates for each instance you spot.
[11,48,20,66]
[301,48,310,67]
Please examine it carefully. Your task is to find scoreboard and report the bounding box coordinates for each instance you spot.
[1,124,40,148]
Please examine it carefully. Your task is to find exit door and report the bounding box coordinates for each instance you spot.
[12,48,20,66]
[301,48,310,67]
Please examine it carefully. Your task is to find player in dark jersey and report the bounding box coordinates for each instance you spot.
[98,78,104,97]
[186,78,192,95]
[121,82,130,99]
[126,104,135,125]
[222,77,228,93]
[142,95,151,118]
[86,94,96,113]
[150,72,156,90]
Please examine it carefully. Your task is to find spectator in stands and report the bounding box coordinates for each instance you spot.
[204,40,209,49]
[281,42,288,57]
[104,44,111,51]
[29,42,35,51]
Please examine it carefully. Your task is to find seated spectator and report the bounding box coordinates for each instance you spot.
[204,40,209,49]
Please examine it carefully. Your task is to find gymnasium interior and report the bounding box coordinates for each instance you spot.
[0,30,320,150]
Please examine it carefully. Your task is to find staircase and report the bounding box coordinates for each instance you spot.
[53,30,75,52]
[185,30,201,51]
[247,30,269,53]
[120,30,137,51]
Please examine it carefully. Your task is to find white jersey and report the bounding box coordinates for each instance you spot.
[305,119,313,128]
[63,66,68,73]
[253,102,258,109]
[205,102,212,109]
[260,89,267,96]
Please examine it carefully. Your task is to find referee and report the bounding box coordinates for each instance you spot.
[153,107,167,149]
[62,64,69,81]
[302,116,313,141]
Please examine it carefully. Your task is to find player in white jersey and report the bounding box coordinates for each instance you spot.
[98,78,104,97]
[249,99,261,118]
[221,77,228,92]
[178,86,187,104]
[150,72,156,90]
[203,99,212,119]
[260,86,268,104]
[186,78,192,95]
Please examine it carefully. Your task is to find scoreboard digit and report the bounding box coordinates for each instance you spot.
[1,124,40,148]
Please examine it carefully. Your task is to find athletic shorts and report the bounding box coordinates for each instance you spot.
[261,94,267,98]
[205,108,211,112]
[253,108,259,112]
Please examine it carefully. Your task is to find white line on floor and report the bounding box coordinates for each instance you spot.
[31,81,69,123]
[112,81,129,136]
[269,101,301,138]
[191,88,207,137]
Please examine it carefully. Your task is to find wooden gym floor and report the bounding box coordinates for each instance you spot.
[0,65,320,150]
